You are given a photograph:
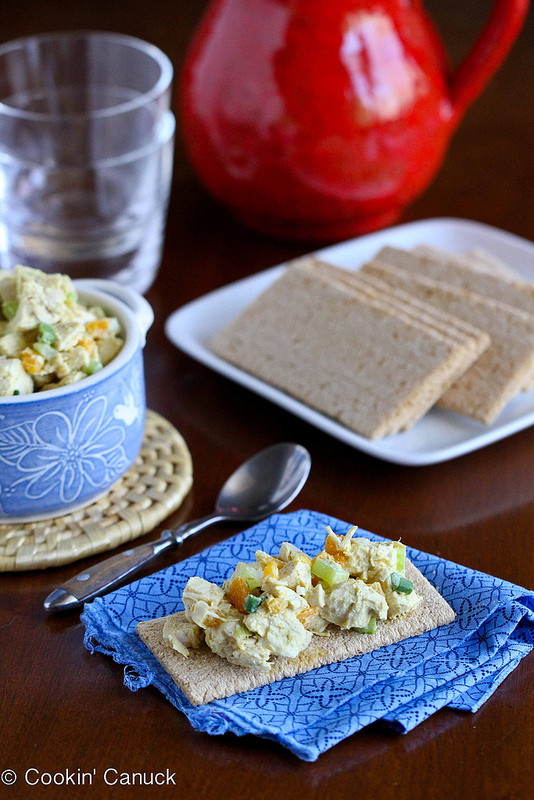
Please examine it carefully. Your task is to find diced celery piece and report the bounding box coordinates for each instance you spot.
[1,300,18,320]
[233,562,262,591]
[394,542,406,572]
[391,572,413,594]
[33,342,58,361]
[37,321,56,345]
[244,594,263,614]
[234,623,250,643]
[354,616,377,634]
[85,360,103,375]
[311,556,349,587]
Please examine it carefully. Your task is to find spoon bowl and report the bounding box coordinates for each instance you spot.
[216,442,311,520]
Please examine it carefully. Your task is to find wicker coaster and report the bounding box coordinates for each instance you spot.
[0,410,193,571]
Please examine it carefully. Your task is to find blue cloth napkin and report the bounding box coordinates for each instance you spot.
[81,509,534,761]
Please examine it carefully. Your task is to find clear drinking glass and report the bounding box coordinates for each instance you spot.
[0,31,175,293]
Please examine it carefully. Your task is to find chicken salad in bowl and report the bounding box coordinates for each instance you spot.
[0,265,124,396]
[0,265,153,522]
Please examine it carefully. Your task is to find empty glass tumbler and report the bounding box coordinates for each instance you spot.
[0,31,175,293]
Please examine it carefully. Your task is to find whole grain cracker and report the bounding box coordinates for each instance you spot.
[389,245,534,315]
[361,258,534,423]
[413,244,521,281]
[211,265,485,439]
[405,244,534,390]
[298,257,489,358]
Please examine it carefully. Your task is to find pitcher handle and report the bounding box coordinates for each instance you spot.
[448,0,529,123]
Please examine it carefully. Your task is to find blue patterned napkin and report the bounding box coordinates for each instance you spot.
[81,509,534,761]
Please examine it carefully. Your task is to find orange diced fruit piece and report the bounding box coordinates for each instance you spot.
[78,337,98,358]
[265,595,286,614]
[324,537,337,555]
[324,537,349,567]
[331,551,349,568]
[263,560,279,580]
[21,348,45,374]
[227,577,248,613]
[85,318,111,338]
[297,606,318,629]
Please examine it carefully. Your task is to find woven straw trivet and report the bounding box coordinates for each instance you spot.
[0,409,193,571]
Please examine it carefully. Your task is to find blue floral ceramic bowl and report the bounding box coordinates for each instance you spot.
[0,279,153,523]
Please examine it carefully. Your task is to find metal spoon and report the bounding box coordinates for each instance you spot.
[44,442,311,612]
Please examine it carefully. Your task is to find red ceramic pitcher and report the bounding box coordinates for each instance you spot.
[181,0,529,241]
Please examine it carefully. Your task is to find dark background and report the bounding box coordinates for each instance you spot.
[0,2,533,799]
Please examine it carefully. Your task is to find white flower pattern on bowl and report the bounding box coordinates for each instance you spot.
[0,395,129,504]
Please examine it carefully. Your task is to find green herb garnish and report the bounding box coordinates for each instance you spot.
[391,572,414,594]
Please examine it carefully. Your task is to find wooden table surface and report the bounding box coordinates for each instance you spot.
[1,2,533,798]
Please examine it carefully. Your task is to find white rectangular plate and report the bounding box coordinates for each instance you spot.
[165,217,534,465]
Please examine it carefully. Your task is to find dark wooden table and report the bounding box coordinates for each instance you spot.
[1,2,533,798]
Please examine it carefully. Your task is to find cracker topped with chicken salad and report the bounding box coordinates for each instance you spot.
[0,265,123,396]
[137,526,456,705]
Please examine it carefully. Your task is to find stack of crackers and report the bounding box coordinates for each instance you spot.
[212,245,534,439]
